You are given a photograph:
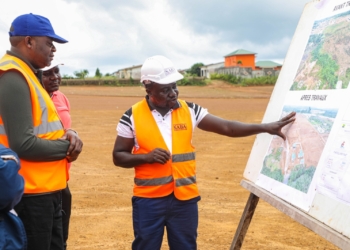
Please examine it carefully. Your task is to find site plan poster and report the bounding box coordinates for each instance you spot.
[256,0,350,211]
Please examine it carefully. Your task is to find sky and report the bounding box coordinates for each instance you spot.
[0,0,312,77]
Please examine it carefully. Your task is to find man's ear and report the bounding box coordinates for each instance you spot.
[144,84,152,95]
[24,36,32,48]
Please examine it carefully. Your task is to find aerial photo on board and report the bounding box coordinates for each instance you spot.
[291,10,350,90]
[261,105,338,193]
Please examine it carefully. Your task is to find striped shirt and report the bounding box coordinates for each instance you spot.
[116,98,208,153]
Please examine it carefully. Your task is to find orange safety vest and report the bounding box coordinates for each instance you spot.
[132,98,199,200]
[0,54,67,194]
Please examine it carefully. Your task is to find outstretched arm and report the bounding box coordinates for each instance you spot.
[198,112,296,140]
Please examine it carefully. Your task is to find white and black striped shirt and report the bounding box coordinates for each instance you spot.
[116,99,208,153]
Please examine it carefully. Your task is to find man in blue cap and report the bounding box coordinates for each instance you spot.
[0,13,83,250]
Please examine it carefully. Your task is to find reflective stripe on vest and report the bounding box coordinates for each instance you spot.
[172,152,195,162]
[134,152,196,186]
[132,98,199,200]
[176,176,196,187]
[0,59,62,136]
[134,175,197,187]
[135,175,173,186]
[0,54,67,194]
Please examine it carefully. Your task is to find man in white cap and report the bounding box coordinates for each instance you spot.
[42,61,72,250]
[0,13,83,250]
[112,55,296,250]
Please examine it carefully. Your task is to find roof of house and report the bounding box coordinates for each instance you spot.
[114,64,142,73]
[224,49,256,57]
[255,60,282,68]
[178,68,189,73]
[201,62,224,68]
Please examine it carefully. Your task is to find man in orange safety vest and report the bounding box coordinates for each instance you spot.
[112,55,295,250]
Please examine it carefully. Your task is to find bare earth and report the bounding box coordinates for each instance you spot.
[62,81,339,250]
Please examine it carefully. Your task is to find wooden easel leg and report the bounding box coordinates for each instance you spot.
[230,193,260,250]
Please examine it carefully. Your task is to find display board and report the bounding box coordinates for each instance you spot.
[244,0,350,240]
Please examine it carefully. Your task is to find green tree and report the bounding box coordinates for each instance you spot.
[62,74,73,79]
[188,62,204,76]
[74,69,89,79]
[95,68,102,78]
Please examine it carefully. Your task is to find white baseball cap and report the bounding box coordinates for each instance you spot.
[42,59,64,71]
[140,55,183,84]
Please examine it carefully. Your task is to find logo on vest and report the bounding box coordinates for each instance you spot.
[174,123,187,131]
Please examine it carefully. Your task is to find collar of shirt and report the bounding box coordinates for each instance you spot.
[50,91,58,99]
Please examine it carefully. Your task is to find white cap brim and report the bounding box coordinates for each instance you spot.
[140,55,184,84]
[156,71,184,84]
[141,71,184,84]
[42,60,64,71]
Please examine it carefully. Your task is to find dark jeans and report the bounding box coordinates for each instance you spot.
[14,191,64,250]
[132,193,201,250]
[61,184,72,250]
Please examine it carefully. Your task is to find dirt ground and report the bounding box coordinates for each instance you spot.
[62,82,339,250]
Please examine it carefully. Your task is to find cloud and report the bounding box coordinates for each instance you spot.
[0,0,310,76]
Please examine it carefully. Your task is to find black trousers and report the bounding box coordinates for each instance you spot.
[61,184,72,250]
[14,191,64,250]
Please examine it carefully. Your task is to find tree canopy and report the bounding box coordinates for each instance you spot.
[95,68,102,78]
[74,69,89,79]
[188,62,204,76]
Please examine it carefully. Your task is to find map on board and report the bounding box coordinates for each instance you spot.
[261,105,337,193]
[291,10,350,90]
[246,1,350,240]
[255,1,350,210]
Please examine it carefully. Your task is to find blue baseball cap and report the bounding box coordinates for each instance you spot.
[9,13,68,44]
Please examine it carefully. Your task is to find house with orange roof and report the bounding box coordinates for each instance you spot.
[224,49,256,69]
[200,49,282,78]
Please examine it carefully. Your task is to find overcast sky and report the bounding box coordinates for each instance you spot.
[0,0,311,76]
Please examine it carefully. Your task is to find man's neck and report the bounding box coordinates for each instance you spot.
[148,100,171,117]
[6,50,43,85]
[7,50,37,73]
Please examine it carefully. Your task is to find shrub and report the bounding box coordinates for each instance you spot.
[177,75,206,86]
[210,73,277,86]
[210,73,241,84]
[61,76,207,86]
[241,76,278,86]
[61,78,139,86]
